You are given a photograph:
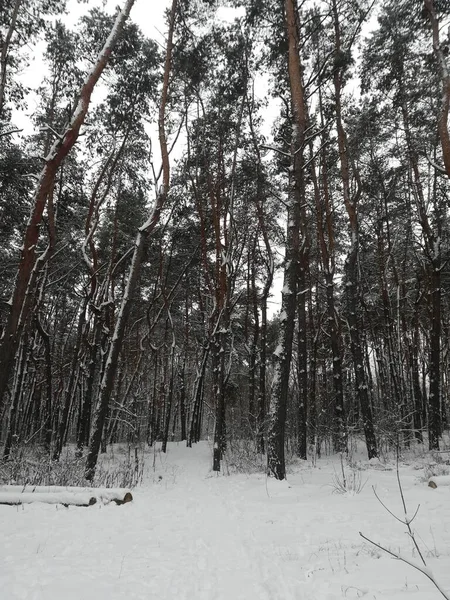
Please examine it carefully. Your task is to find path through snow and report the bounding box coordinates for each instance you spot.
[2,442,450,599]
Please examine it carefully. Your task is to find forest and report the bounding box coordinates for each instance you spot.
[1,0,449,483]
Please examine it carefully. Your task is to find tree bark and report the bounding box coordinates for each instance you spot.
[267,0,307,479]
[424,0,450,178]
[85,0,177,480]
[332,0,377,459]
[310,87,347,451]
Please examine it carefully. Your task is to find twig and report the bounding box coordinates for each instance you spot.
[359,532,450,600]
[372,485,420,527]
[395,447,426,565]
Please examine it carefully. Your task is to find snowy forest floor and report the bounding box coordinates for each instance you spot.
[2,441,450,600]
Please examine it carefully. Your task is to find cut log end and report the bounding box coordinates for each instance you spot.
[123,491,133,503]
[113,491,133,505]
[428,475,450,488]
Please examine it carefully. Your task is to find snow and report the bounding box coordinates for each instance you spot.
[273,343,283,357]
[0,491,98,506]
[429,474,450,487]
[2,442,450,600]
[0,486,131,506]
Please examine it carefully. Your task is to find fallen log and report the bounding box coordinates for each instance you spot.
[0,486,133,505]
[428,475,450,489]
[0,491,97,507]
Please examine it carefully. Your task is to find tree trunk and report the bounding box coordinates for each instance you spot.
[76,315,102,454]
[187,344,209,446]
[212,329,226,471]
[84,0,177,480]
[53,301,87,460]
[268,0,307,479]
[35,315,53,453]
[296,260,308,459]
[178,359,187,441]
[162,342,176,453]
[429,257,441,449]
[0,0,23,119]
[310,100,347,451]
[332,0,377,459]
[3,335,28,460]
[424,0,450,178]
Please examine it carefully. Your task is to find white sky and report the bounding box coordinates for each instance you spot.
[14,0,172,129]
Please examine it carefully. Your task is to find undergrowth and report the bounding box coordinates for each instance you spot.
[330,453,368,495]
[419,454,450,482]
[222,438,301,475]
[0,444,146,488]
[222,439,266,474]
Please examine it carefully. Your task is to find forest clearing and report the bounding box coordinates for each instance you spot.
[2,441,450,600]
[2,0,450,596]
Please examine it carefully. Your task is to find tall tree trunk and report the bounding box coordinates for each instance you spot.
[310,95,346,451]
[3,334,28,460]
[268,0,306,479]
[212,327,227,471]
[424,0,450,177]
[35,315,53,453]
[162,342,176,453]
[296,259,308,459]
[429,254,441,449]
[332,0,377,459]
[248,244,260,436]
[53,301,87,460]
[178,358,187,442]
[187,344,209,447]
[410,289,424,442]
[85,0,177,480]
[246,79,274,456]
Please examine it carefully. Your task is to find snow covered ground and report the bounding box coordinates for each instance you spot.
[2,441,450,600]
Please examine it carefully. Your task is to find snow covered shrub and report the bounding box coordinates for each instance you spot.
[331,454,367,495]
[223,438,266,474]
[0,443,144,488]
[96,444,145,488]
[222,437,302,475]
[1,446,86,486]
[421,460,450,483]
[375,408,417,459]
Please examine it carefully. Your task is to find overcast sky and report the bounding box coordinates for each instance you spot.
[75,0,173,44]
[18,0,171,102]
